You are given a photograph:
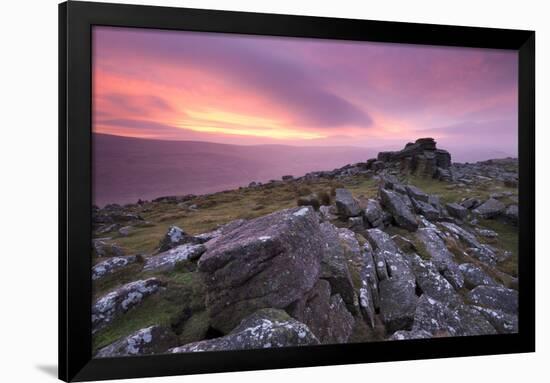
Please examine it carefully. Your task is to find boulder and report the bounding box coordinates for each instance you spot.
[359,242,379,325]
[411,198,440,221]
[389,329,432,340]
[473,198,506,219]
[198,207,324,333]
[334,188,361,217]
[379,188,418,232]
[92,239,125,258]
[409,255,462,307]
[379,277,417,333]
[158,226,197,252]
[411,295,496,337]
[467,285,518,314]
[348,216,365,231]
[446,203,468,220]
[92,278,163,334]
[196,219,248,243]
[472,306,518,334]
[460,198,481,210]
[405,185,430,202]
[318,205,338,222]
[439,222,498,266]
[364,199,385,228]
[319,223,358,314]
[288,280,354,344]
[458,263,498,289]
[503,205,519,225]
[144,243,206,273]
[92,255,141,281]
[169,309,319,352]
[415,228,464,289]
[95,325,177,358]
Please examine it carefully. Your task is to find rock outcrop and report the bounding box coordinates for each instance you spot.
[169,309,319,352]
[92,278,163,334]
[198,206,325,333]
[375,138,451,179]
[96,325,177,358]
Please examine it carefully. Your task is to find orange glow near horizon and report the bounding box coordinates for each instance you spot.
[92,26,518,156]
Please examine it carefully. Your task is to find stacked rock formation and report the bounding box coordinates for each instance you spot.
[375,138,451,180]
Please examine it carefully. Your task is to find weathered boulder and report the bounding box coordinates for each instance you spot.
[92,278,163,334]
[335,188,361,217]
[318,205,338,222]
[170,309,319,352]
[409,255,462,307]
[380,188,418,231]
[458,263,498,289]
[415,228,464,289]
[467,285,518,314]
[158,226,197,252]
[364,199,385,228]
[92,239,125,258]
[446,203,468,220]
[379,277,417,333]
[288,280,354,344]
[359,242,379,327]
[405,185,430,203]
[319,223,358,314]
[439,222,498,266]
[503,204,519,225]
[92,255,141,281]
[472,306,518,334]
[411,198,440,221]
[348,216,365,231]
[144,243,206,273]
[198,207,324,333]
[95,325,177,358]
[411,295,496,337]
[389,329,432,340]
[473,198,506,219]
[196,219,248,243]
[460,198,481,210]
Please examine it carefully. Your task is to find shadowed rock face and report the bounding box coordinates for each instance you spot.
[287,280,355,344]
[169,309,319,352]
[198,206,325,333]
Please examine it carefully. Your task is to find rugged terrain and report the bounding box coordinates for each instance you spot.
[91,138,519,357]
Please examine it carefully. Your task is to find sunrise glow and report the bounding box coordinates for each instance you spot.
[92,26,518,160]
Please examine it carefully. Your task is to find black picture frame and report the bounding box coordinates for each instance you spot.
[59,1,535,381]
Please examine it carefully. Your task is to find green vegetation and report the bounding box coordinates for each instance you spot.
[92,270,206,352]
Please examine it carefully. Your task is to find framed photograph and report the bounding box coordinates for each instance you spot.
[59,1,535,381]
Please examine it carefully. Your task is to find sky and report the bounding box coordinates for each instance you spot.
[92,26,518,160]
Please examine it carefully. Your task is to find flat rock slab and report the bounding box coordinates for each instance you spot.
[92,278,163,334]
[198,207,324,333]
[144,243,206,273]
[96,325,177,358]
[169,309,319,352]
[473,198,506,219]
[467,285,518,314]
[410,255,462,307]
[92,255,141,281]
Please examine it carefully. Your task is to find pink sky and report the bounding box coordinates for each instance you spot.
[92,26,518,161]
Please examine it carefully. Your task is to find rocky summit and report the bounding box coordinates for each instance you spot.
[90,138,519,357]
